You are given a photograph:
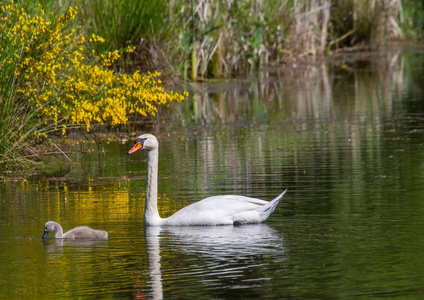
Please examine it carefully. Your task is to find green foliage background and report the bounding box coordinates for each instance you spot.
[22,0,424,80]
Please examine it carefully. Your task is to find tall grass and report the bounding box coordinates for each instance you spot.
[77,0,177,72]
[400,0,424,40]
[0,2,51,167]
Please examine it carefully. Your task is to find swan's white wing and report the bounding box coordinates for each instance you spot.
[164,195,269,226]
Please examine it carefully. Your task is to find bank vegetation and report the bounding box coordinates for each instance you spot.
[0,2,186,168]
[1,0,423,169]
[30,0,424,80]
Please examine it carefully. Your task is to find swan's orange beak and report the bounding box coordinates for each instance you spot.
[128,141,143,155]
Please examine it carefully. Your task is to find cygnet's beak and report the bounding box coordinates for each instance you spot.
[42,229,48,239]
[128,141,143,155]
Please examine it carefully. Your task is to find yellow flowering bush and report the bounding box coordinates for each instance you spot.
[0,2,187,166]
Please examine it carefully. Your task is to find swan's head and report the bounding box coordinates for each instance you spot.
[42,221,57,239]
[128,133,159,154]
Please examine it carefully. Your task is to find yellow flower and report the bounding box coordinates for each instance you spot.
[2,1,187,139]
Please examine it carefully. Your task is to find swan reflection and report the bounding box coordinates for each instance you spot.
[145,226,164,300]
[43,237,108,256]
[144,224,284,299]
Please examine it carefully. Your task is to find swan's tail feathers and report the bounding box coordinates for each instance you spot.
[262,189,287,218]
[272,189,287,203]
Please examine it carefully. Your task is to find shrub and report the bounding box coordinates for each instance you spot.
[0,2,187,168]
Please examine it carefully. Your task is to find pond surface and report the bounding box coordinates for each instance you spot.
[1,45,424,299]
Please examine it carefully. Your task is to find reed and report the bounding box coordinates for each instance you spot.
[329,0,403,50]
[171,0,412,79]
[27,0,422,81]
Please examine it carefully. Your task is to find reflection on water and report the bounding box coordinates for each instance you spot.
[43,237,109,249]
[1,46,424,298]
[145,227,163,300]
[145,224,284,300]
[161,224,282,259]
[168,46,409,127]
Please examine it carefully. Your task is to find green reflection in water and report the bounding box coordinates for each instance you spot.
[1,46,424,298]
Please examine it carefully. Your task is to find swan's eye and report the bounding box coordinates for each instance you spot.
[135,138,147,144]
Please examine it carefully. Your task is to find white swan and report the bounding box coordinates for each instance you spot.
[42,221,108,239]
[128,133,287,226]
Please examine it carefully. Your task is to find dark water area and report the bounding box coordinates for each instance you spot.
[1,45,424,299]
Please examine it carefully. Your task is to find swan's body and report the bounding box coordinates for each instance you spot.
[42,221,108,239]
[128,133,287,226]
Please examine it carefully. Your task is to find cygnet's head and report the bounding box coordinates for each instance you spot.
[42,221,57,239]
[127,133,159,154]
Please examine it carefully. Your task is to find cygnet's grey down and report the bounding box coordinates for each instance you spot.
[42,221,108,239]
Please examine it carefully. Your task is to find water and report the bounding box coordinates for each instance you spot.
[1,45,424,299]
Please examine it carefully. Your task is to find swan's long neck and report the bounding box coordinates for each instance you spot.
[53,222,64,238]
[145,148,162,225]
